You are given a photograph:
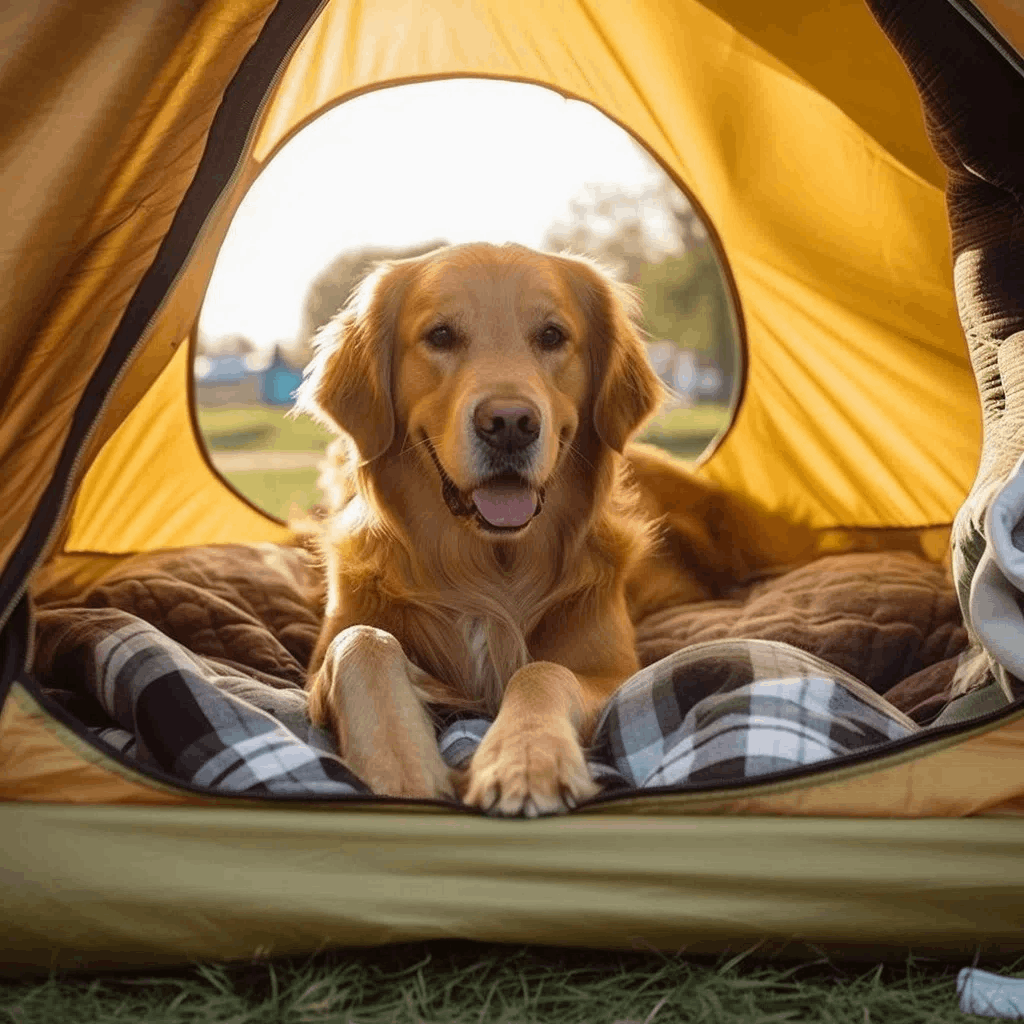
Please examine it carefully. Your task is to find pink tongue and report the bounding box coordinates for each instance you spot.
[471,482,537,528]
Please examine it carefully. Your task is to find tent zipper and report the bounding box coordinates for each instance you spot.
[16,657,1024,813]
[944,0,1024,80]
[0,0,328,653]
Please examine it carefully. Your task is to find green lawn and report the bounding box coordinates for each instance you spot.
[197,405,334,453]
[198,405,329,519]
[198,402,734,520]
[223,467,322,521]
[198,403,731,457]
[638,403,732,459]
[0,942,995,1023]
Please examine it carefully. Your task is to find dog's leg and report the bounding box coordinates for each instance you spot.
[462,661,608,817]
[307,625,455,801]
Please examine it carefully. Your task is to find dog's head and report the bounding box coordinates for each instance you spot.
[297,242,665,539]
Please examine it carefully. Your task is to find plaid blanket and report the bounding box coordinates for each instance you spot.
[35,607,919,803]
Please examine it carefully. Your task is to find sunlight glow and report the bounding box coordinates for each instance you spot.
[199,79,669,349]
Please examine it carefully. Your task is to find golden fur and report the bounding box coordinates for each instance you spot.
[293,242,827,815]
[296,241,669,815]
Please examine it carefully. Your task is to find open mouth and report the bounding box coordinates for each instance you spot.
[423,437,544,533]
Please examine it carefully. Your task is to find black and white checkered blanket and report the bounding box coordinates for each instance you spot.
[38,610,920,802]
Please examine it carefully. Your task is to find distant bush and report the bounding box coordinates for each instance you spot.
[294,239,449,364]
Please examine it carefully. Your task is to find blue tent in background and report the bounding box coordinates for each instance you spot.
[260,347,304,406]
[194,346,303,407]
[197,355,250,385]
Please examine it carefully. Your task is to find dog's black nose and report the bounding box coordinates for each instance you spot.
[473,399,541,452]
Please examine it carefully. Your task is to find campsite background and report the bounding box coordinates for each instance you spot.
[195,81,739,520]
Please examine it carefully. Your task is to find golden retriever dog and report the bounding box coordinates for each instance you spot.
[296,241,670,816]
[294,241,826,815]
[294,241,828,816]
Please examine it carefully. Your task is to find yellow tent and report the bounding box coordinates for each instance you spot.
[4,0,1024,971]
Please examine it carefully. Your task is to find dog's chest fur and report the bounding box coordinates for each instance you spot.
[459,615,502,700]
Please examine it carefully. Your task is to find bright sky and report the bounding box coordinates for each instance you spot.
[199,79,670,349]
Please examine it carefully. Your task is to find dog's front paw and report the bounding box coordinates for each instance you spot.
[355,746,456,802]
[313,624,456,802]
[462,722,599,817]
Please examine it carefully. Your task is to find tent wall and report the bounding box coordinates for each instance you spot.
[0,1,281,598]
[67,344,289,554]
[0,0,978,571]
[6,802,1024,972]
[957,0,1024,69]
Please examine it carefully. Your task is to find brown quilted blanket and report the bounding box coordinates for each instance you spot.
[37,544,325,694]
[35,544,968,725]
[634,551,968,721]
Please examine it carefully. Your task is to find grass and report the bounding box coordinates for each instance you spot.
[222,467,322,520]
[0,941,997,1023]
[198,406,329,518]
[638,404,732,460]
[197,403,732,459]
[197,403,733,519]
[197,405,334,453]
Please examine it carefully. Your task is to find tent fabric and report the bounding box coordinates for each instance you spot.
[0,1,279,590]
[10,0,984,577]
[0,0,306,624]
[7,0,1024,970]
[8,805,1024,974]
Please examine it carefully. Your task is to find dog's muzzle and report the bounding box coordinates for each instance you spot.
[424,437,545,531]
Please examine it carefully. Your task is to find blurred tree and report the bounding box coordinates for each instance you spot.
[637,250,738,385]
[291,239,449,365]
[542,172,707,284]
[203,332,257,357]
[649,172,709,253]
[542,170,736,388]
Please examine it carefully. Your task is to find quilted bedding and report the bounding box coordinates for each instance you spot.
[30,543,969,800]
[635,550,969,723]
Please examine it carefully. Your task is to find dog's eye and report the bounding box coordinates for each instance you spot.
[538,325,566,351]
[425,325,456,350]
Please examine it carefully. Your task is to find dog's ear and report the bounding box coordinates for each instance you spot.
[560,255,667,453]
[295,259,416,465]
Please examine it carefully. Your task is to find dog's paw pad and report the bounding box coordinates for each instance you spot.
[463,728,598,817]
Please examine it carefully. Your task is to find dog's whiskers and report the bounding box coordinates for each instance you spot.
[562,442,597,478]
[400,432,443,458]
